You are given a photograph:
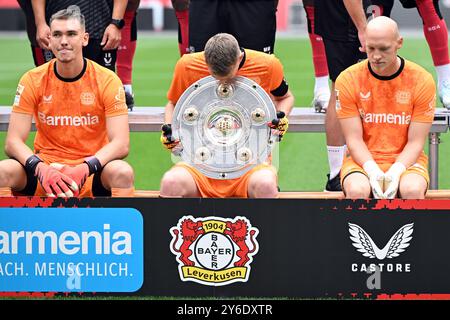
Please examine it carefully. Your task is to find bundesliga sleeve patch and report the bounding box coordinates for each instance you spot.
[13,84,25,106]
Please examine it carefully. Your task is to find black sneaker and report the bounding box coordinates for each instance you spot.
[125,91,134,111]
[325,173,342,191]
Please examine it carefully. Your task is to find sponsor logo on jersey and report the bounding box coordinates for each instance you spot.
[349,222,413,273]
[80,92,95,105]
[358,108,366,119]
[38,111,99,126]
[170,216,259,286]
[43,95,53,104]
[360,91,371,100]
[361,111,411,125]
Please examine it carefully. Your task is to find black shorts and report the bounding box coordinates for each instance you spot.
[322,38,367,82]
[16,166,111,197]
[189,0,277,54]
[84,39,117,72]
[399,0,417,8]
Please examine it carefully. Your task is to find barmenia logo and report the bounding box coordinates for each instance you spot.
[0,224,132,255]
[348,222,413,273]
[170,216,259,286]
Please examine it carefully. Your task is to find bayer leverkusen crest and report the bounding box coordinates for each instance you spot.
[170,216,259,286]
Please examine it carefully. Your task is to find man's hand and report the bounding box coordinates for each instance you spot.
[268,111,289,141]
[160,124,180,150]
[383,162,406,199]
[358,28,366,53]
[36,23,51,50]
[35,162,77,197]
[101,24,122,50]
[50,163,90,197]
[363,160,385,199]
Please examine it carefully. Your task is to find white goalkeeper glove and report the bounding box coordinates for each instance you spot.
[363,160,385,199]
[383,162,406,199]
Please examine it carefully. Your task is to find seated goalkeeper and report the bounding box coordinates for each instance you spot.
[336,16,435,199]
[0,5,134,197]
[160,33,294,198]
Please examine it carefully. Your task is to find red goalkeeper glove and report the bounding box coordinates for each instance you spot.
[50,163,89,197]
[34,162,77,197]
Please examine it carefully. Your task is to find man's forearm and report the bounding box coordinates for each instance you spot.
[112,0,127,20]
[164,101,175,124]
[5,137,35,166]
[343,0,367,32]
[31,0,47,27]
[395,142,425,168]
[346,138,374,167]
[93,138,129,168]
[273,90,294,116]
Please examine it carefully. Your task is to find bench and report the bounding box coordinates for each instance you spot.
[1,106,449,189]
[134,189,450,199]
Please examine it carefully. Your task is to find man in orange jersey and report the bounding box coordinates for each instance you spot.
[160,33,294,198]
[0,5,134,198]
[336,16,436,199]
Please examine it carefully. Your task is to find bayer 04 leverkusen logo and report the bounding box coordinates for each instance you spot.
[170,216,259,286]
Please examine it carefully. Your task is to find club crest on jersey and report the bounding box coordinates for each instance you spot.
[80,92,95,105]
[395,91,411,105]
[170,216,259,286]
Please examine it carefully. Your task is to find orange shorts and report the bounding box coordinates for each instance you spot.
[341,153,429,189]
[175,162,277,198]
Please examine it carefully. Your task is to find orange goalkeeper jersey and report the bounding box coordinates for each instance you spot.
[336,57,436,163]
[167,49,286,104]
[12,58,128,164]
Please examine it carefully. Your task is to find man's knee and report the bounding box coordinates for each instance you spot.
[344,184,371,199]
[103,161,134,188]
[400,183,426,199]
[0,159,27,189]
[343,174,371,199]
[160,167,197,197]
[248,169,278,198]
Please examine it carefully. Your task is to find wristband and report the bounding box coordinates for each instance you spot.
[25,154,43,175]
[84,156,102,176]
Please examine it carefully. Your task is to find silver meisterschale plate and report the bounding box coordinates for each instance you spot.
[171,76,277,179]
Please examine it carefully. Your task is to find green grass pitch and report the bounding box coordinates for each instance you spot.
[0,34,449,191]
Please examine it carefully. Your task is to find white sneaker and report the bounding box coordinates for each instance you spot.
[439,79,450,109]
[312,89,331,113]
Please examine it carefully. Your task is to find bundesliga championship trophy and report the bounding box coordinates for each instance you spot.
[171,76,278,179]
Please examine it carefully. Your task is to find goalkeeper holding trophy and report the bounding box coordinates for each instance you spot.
[159,33,293,198]
[336,16,435,199]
